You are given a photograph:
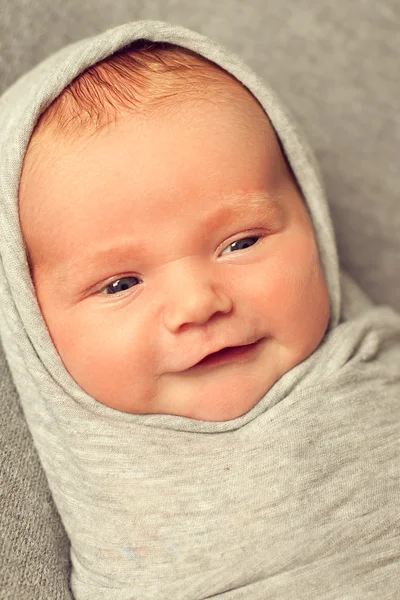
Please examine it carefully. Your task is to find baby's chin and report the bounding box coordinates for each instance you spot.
[157,368,276,422]
[178,394,265,422]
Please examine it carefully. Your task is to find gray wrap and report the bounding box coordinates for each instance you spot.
[0,20,399,600]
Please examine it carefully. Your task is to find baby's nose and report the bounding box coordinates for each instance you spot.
[162,266,232,332]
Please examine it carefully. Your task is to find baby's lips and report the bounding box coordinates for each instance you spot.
[181,338,264,371]
[165,342,233,373]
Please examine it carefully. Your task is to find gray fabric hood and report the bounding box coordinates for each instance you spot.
[0,20,399,600]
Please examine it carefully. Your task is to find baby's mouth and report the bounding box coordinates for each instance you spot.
[192,339,263,369]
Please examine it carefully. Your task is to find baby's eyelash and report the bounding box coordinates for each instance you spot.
[100,276,141,295]
[220,235,262,256]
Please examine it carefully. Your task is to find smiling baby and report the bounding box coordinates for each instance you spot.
[19,40,330,422]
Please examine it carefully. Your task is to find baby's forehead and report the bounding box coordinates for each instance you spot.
[28,84,272,181]
[28,42,254,149]
[21,76,288,245]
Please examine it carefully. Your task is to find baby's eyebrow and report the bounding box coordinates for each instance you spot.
[219,191,281,212]
[203,191,282,230]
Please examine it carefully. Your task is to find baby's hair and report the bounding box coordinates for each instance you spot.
[31,40,237,143]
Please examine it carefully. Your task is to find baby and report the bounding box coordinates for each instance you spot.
[1,20,399,600]
[19,40,330,422]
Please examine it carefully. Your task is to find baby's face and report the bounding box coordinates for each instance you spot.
[19,77,330,421]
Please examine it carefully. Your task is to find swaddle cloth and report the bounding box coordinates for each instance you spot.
[1,20,400,600]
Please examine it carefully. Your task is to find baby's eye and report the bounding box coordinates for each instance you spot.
[101,276,141,295]
[220,235,260,256]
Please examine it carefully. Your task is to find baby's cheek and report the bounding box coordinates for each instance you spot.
[43,305,155,410]
[275,245,329,350]
[239,251,295,320]
[247,232,328,346]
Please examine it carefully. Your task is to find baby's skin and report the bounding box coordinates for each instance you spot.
[19,67,330,421]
